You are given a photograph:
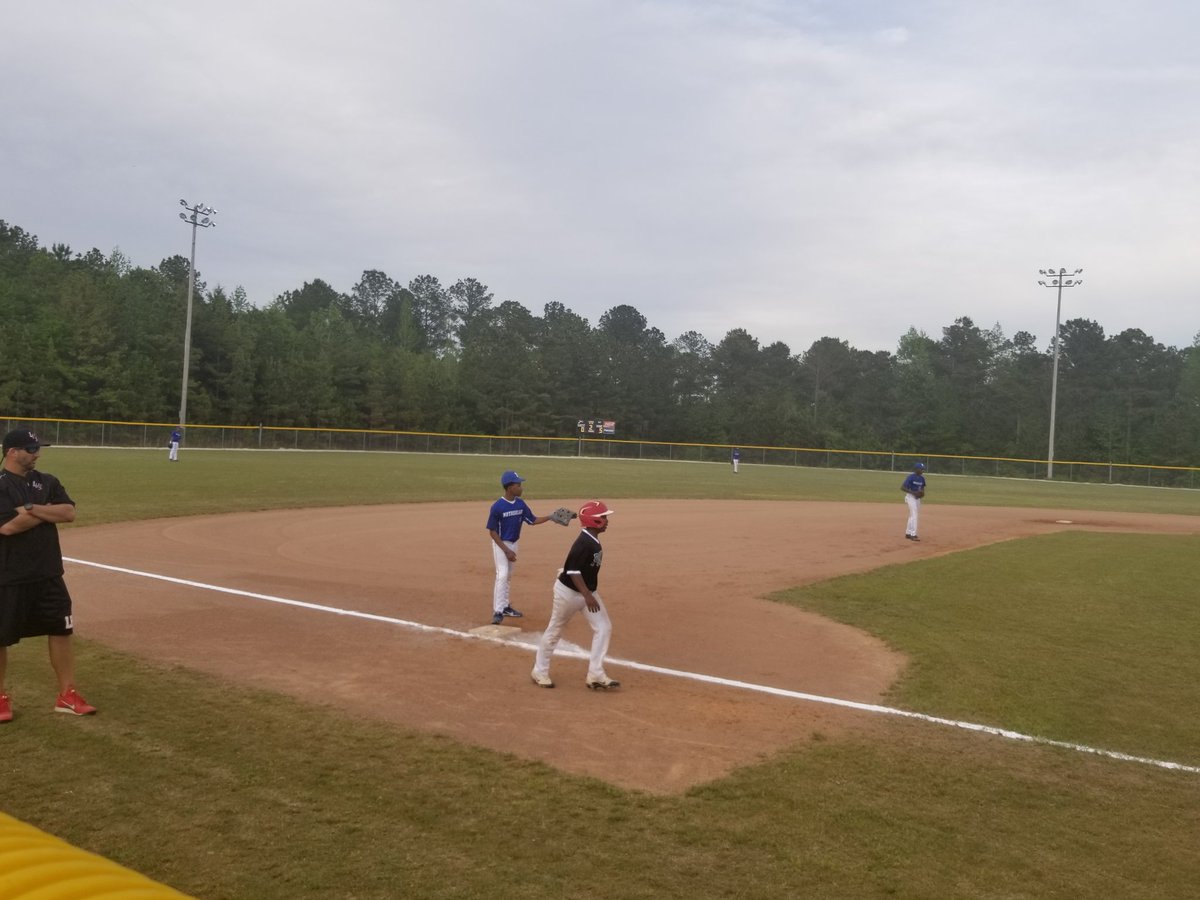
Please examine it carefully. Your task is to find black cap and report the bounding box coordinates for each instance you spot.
[2,429,50,453]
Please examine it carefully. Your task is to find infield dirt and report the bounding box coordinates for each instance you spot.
[61,500,1199,793]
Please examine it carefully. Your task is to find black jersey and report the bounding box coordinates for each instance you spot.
[0,468,74,584]
[558,530,603,592]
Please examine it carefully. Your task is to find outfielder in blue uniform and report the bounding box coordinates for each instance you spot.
[486,470,553,625]
[168,428,182,462]
[901,462,926,541]
[731,448,741,474]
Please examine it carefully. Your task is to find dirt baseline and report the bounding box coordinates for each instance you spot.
[60,500,1199,793]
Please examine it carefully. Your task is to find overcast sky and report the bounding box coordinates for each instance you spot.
[3,1,1197,353]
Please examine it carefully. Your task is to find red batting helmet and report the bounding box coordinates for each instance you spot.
[578,500,614,528]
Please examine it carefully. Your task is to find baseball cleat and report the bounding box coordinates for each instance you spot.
[530,671,555,688]
[490,612,504,625]
[502,606,523,618]
[586,678,620,691]
[55,688,97,716]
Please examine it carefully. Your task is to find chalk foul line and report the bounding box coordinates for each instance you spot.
[66,556,1200,776]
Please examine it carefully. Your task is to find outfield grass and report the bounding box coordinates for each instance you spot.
[3,448,1199,898]
[43,448,1200,525]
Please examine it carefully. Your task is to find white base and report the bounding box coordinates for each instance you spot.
[469,624,523,638]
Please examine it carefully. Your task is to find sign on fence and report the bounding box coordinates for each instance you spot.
[578,418,616,435]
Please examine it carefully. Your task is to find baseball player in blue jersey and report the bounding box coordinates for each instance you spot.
[901,462,926,541]
[168,427,182,462]
[731,447,741,474]
[486,470,555,625]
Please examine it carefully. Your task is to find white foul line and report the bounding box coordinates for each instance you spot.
[66,556,1200,776]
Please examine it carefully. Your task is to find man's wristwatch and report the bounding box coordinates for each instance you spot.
[23,502,33,510]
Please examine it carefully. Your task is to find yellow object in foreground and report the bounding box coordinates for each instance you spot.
[0,812,192,899]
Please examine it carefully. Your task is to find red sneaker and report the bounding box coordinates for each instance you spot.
[0,693,12,723]
[55,688,97,716]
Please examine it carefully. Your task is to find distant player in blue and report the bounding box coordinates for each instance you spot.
[168,428,182,462]
[731,448,741,474]
[486,470,554,625]
[901,462,926,541]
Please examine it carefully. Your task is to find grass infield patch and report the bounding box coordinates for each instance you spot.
[777,531,1200,765]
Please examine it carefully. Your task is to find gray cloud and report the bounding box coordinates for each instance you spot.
[2,0,1197,354]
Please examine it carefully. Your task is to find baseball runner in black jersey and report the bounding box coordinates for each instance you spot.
[531,500,620,690]
[0,429,97,722]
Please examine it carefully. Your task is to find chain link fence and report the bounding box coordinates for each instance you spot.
[5,416,1197,489]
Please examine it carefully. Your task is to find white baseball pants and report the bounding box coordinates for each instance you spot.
[168,441,179,461]
[904,494,921,537]
[491,540,517,613]
[533,579,613,683]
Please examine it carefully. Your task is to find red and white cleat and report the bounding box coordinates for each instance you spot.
[55,688,97,716]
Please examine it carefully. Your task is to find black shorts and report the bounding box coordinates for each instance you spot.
[0,576,75,646]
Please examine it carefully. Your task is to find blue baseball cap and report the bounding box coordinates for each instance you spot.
[500,470,525,487]
[914,462,926,470]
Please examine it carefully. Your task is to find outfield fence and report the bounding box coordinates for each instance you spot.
[5,415,1198,490]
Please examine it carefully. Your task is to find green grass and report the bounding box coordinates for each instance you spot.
[776,532,1200,766]
[4,646,1198,899]
[4,448,1200,898]
[43,447,1200,526]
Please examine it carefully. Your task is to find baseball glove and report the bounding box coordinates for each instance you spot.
[913,490,925,499]
[549,507,577,526]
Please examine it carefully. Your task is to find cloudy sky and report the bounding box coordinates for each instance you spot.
[3,1,1197,353]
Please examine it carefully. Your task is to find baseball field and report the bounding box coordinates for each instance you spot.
[4,450,1200,898]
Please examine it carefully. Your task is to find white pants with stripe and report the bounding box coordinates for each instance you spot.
[904,493,921,537]
[491,540,517,613]
[533,579,612,682]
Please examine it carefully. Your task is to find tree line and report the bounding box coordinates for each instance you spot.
[1,219,1197,465]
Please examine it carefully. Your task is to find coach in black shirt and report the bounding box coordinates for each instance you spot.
[0,428,97,722]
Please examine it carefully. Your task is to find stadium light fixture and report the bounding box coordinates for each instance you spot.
[176,199,218,451]
[1037,267,1083,480]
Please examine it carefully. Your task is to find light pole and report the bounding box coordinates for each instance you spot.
[1037,267,1082,479]
[177,199,217,445]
